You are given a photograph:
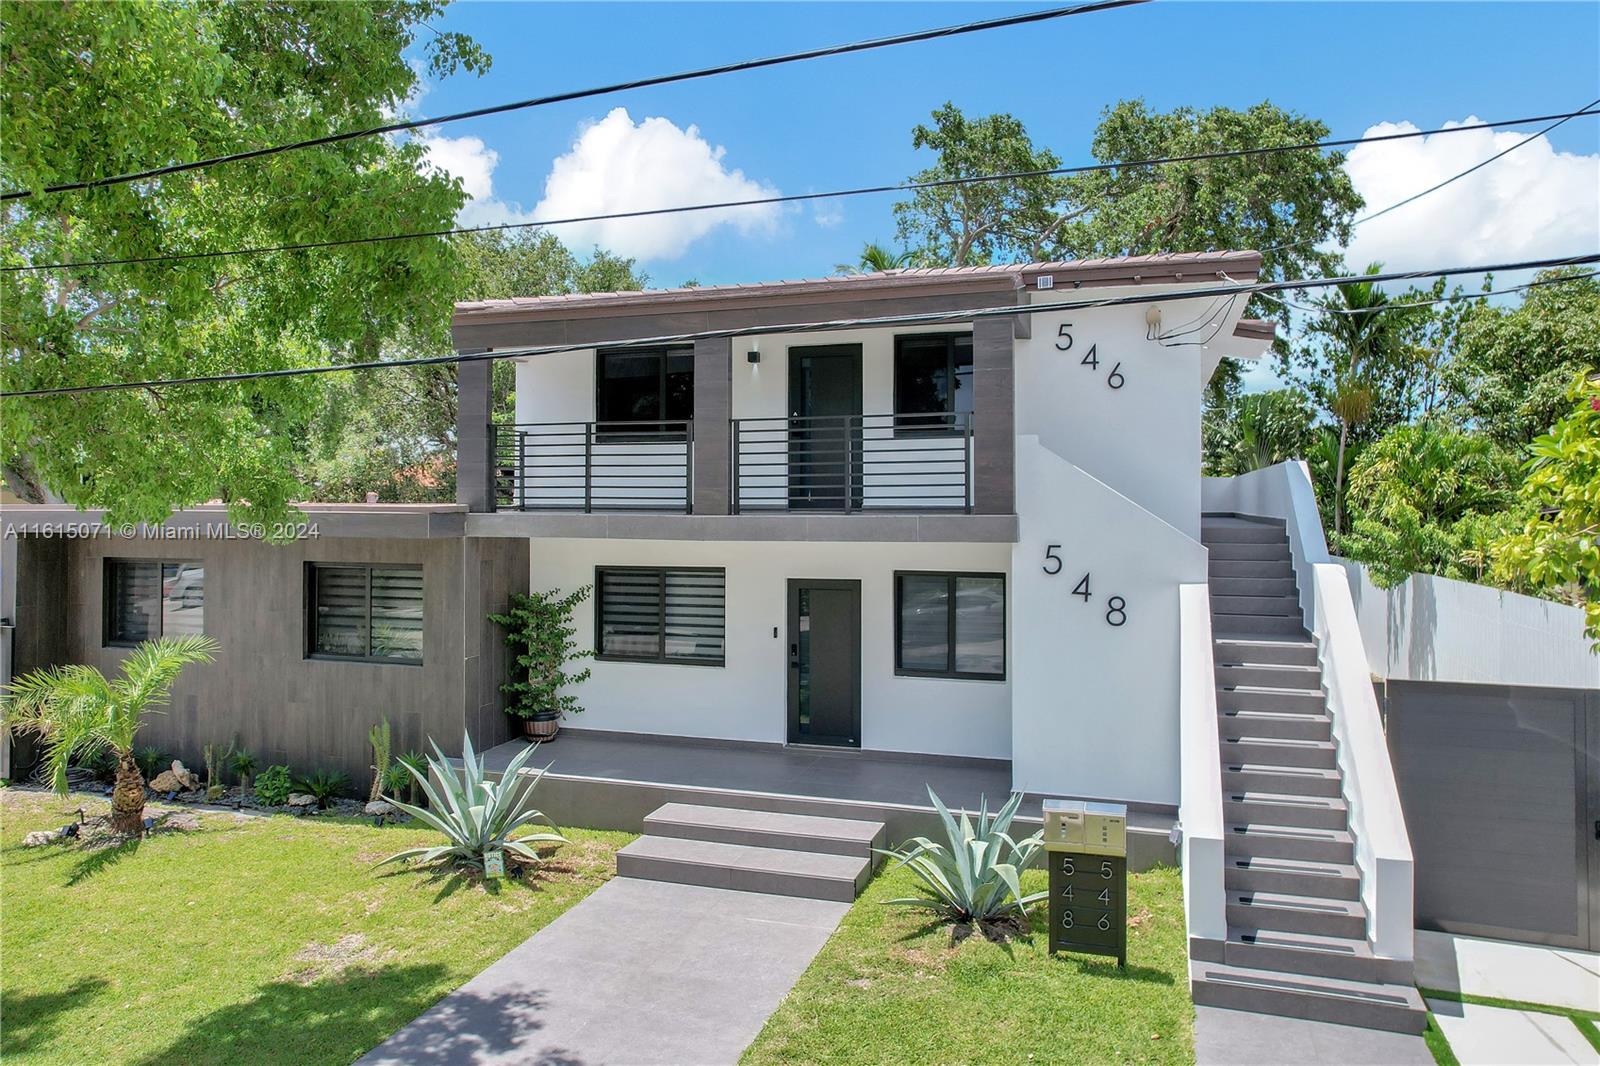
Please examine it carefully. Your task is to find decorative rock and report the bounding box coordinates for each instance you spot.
[287,793,317,808]
[170,760,201,791]
[364,801,396,817]
[148,769,184,792]
[23,828,66,847]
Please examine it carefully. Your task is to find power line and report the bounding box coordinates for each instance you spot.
[0,0,1146,204]
[9,106,1597,274]
[1266,96,1600,254]
[5,253,1594,399]
[1228,267,1600,317]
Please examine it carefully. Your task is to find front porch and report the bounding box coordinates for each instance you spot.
[481,729,1178,868]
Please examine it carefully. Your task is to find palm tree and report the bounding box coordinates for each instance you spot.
[4,636,218,835]
[1310,264,1401,534]
[835,241,914,275]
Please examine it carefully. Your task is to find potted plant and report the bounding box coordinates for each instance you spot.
[489,586,593,741]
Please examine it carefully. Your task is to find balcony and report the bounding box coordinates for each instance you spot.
[735,413,973,513]
[490,413,976,516]
[492,420,692,513]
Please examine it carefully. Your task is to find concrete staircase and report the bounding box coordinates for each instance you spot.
[1192,516,1426,1033]
[616,802,886,903]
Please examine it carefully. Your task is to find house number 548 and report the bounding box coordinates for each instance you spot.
[1042,545,1128,627]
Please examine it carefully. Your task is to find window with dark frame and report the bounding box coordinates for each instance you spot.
[104,559,205,645]
[894,571,1005,680]
[595,346,694,437]
[892,333,974,434]
[306,564,424,664]
[595,566,725,666]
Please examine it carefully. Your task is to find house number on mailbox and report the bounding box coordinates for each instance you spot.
[1042,545,1128,626]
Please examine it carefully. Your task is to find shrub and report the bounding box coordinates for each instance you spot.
[377,732,564,874]
[394,750,427,806]
[231,749,258,792]
[488,587,593,722]
[133,746,169,781]
[293,769,350,809]
[876,788,1046,925]
[253,765,292,806]
[368,718,391,803]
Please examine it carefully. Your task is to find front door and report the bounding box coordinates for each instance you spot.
[788,344,862,510]
[787,579,861,747]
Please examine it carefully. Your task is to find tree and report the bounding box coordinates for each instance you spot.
[1338,423,1523,588]
[1056,100,1362,300]
[302,231,646,502]
[1495,372,1600,645]
[4,636,219,834]
[893,103,1070,267]
[835,241,914,275]
[1206,389,1318,477]
[1,2,488,527]
[1444,269,1600,446]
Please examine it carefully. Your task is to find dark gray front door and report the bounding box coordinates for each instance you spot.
[787,579,861,747]
[788,344,862,510]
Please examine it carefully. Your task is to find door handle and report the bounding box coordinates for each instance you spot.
[790,642,799,668]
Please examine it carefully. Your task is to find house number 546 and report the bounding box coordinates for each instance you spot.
[1043,545,1127,627]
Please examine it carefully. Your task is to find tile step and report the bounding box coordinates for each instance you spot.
[616,834,869,902]
[1190,960,1427,1033]
[642,802,885,858]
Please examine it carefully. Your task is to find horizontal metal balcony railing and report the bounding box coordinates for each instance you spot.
[491,420,692,513]
[733,412,973,513]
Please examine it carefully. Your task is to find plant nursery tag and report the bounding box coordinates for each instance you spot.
[484,850,506,879]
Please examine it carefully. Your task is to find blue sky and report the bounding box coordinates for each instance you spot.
[407,1,1600,290]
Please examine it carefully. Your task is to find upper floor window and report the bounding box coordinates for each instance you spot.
[596,347,694,430]
[596,566,725,666]
[893,333,973,434]
[307,564,424,664]
[104,559,204,646]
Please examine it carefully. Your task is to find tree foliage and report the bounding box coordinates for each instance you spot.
[1205,389,1318,477]
[1,1,488,526]
[1444,269,1600,446]
[1337,423,1524,588]
[302,231,646,502]
[1495,372,1600,643]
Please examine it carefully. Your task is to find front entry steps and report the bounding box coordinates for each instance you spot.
[616,802,886,903]
[1198,516,1427,1034]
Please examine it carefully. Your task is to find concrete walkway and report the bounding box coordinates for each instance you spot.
[358,877,847,1066]
[1193,1006,1434,1065]
[1426,997,1599,1066]
[1416,930,1600,1014]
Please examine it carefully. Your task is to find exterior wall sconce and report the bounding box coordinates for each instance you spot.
[747,350,761,364]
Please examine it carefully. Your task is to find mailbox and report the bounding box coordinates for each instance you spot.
[1043,799,1128,966]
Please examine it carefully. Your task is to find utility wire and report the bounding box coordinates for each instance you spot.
[9,106,1597,274]
[5,253,1594,399]
[1266,96,1600,254]
[1227,267,1600,317]
[0,0,1146,203]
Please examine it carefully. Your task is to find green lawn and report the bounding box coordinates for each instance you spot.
[1,787,630,1066]
[743,862,1193,1066]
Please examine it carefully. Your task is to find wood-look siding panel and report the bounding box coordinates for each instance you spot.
[47,535,486,788]
[1383,679,1593,949]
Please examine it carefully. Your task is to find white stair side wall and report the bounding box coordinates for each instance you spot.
[1180,582,1227,943]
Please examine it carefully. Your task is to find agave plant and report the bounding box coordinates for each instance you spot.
[376,732,565,874]
[876,787,1046,924]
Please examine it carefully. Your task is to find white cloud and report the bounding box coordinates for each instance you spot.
[812,199,845,229]
[418,130,538,228]
[1340,117,1599,273]
[533,107,781,260]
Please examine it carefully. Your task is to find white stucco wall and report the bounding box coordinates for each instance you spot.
[528,537,1013,759]
[1010,436,1209,806]
[1014,287,1220,540]
[1339,560,1598,690]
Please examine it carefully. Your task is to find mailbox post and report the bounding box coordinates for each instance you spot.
[1043,799,1128,966]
